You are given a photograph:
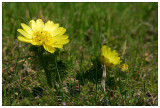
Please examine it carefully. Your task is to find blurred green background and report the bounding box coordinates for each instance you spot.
[2,2,158,106]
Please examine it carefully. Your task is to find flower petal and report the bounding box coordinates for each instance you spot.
[52,35,69,44]
[31,41,41,46]
[54,35,69,40]
[43,21,59,33]
[21,23,33,35]
[36,19,44,31]
[50,27,66,36]
[29,20,37,32]
[43,44,56,53]
[51,44,63,48]
[17,29,32,39]
[18,36,32,43]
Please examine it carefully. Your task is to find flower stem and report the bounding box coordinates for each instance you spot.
[101,64,108,105]
[38,52,52,88]
[101,64,106,92]
[44,66,53,88]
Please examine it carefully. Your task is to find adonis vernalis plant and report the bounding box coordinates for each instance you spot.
[17,19,69,87]
[100,45,121,91]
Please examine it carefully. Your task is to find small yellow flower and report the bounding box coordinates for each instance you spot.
[100,45,121,67]
[120,64,128,72]
[17,19,69,53]
[15,92,18,95]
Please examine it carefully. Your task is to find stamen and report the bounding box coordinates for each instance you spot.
[32,31,51,45]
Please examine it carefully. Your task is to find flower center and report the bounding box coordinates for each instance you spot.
[32,31,52,45]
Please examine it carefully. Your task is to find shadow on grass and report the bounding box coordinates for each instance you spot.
[76,56,116,90]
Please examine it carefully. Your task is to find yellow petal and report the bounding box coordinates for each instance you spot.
[52,35,69,44]
[43,21,54,28]
[36,19,44,26]
[112,50,118,56]
[21,23,33,35]
[51,44,63,48]
[17,29,32,39]
[101,45,107,56]
[50,39,69,48]
[43,44,56,53]
[61,39,69,44]
[31,41,41,46]
[50,27,66,36]
[43,21,59,33]
[36,19,44,31]
[59,28,66,35]
[29,20,37,32]
[18,36,32,43]
[54,35,69,40]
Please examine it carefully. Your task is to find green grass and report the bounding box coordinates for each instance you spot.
[2,2,158,106]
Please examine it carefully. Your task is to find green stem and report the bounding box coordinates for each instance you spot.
[39,51,52,88]
[113,68,117,88]
[44,67,53,88]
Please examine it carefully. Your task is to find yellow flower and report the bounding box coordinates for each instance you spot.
[120,64,128,72]
[17,19,69,53]
[100,45,121,67]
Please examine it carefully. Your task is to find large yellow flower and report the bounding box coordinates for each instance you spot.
[17,19,69,53]
[100,45,121,67]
